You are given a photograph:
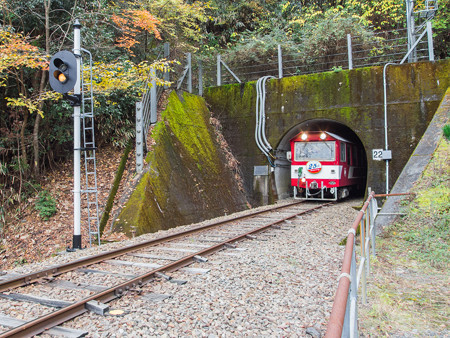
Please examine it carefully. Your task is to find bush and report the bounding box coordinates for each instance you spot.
[35,190,57,220]
[443,124,450,141]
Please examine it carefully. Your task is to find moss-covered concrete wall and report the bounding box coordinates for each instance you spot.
[114,91,249,235]
[204,60,450,201]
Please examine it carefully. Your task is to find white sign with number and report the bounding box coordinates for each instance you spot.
[372,149,383,161]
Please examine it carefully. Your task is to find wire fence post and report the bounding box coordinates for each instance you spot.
[347,34,353,70]
[150,67,157,124]
[135,101,143,173]
[370,197,377,256]
[278,45,283,79]
[187,53,192,93]
[426,21,435,61]
[198,58,203,96]
[217,54,222,86]
[163,42,170,88]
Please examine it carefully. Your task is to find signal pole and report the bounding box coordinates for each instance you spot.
[73,19,82,249]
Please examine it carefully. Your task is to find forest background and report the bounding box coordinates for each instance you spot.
[0,0,449,231]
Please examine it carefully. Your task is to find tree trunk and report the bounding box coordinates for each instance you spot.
[32,0,51,178]
[32,109,42,177]
[19,109,29,171]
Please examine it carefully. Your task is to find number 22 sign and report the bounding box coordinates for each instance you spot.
[372,149,383,161]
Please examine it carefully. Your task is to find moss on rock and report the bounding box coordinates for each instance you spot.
[114,91,248,236]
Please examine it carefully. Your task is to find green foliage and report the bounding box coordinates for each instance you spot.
[293,8,375,58]
[395,138,450,268]
[444,124,450,140]
[221,27,296,64]
[432,0,450,59]
[34,190,57,220]
[95,89,139,148]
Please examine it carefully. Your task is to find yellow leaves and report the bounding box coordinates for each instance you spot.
[5,91,61,118]
[89,59,176,95]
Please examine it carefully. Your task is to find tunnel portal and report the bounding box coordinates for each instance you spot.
[274,119,368,200]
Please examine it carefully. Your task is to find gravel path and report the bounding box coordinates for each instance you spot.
[1,198,361,337]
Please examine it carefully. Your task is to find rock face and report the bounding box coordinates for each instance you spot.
[114,91,249,236]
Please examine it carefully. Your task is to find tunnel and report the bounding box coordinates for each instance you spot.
[273,119,368,200]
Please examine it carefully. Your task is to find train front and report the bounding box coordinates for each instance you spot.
[288,131,343,200]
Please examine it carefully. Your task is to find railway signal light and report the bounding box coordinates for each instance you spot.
[49,50,77,94]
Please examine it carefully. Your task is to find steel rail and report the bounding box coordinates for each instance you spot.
[0,202,331,337]
[0,200,307,293]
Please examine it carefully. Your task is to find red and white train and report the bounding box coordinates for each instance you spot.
[288,131,365,200]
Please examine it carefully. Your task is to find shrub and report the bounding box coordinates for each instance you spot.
[443,124,450,141]
[35,190,57,220]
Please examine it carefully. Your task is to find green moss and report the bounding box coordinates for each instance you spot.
[115,90,248,236]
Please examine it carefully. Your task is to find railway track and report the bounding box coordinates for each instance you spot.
[0,200,331,337]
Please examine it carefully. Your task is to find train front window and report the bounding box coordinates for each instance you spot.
[294,141,336,161]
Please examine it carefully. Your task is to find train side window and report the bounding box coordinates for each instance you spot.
[340,142,346,162]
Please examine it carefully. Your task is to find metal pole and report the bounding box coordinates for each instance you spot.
[347,34,353,70]
[278,45,283,79]
[426,21,435,61]
[150,67,157,124]
[350,245,358,338]
[383,63,395,195]
[217,54,221,86]
[371,198,377,256]
[73,19,82,249]
[136,102,143,173]
[198,59,203,96]
[187,53,192,93]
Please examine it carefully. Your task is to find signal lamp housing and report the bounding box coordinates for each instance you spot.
[49,50,77,94]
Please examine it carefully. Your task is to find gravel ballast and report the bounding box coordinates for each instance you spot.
[1,199,361,337]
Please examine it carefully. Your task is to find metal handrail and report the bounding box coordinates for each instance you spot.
[325,191,378,337]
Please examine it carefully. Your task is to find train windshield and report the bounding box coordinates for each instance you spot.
[294,141,336,161]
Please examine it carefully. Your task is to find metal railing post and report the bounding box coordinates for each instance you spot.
[136,101,143,173]
[326,192,376,338]
[278,45,283,79]
[217,54,221,86]
[347,34,353,70]
[367,208,371,273]
[360,215,367,305]
[426,21,435,61]
[371,199,377,256]
[342,280,352,337]
[349,243,358,338]
[366,207,371,275]
[150,68,157,124]
[198,59,203,96]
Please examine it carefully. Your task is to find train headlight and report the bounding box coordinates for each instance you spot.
[301,133,308,140]
[320,132,326,140]
[301,177,306,183]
